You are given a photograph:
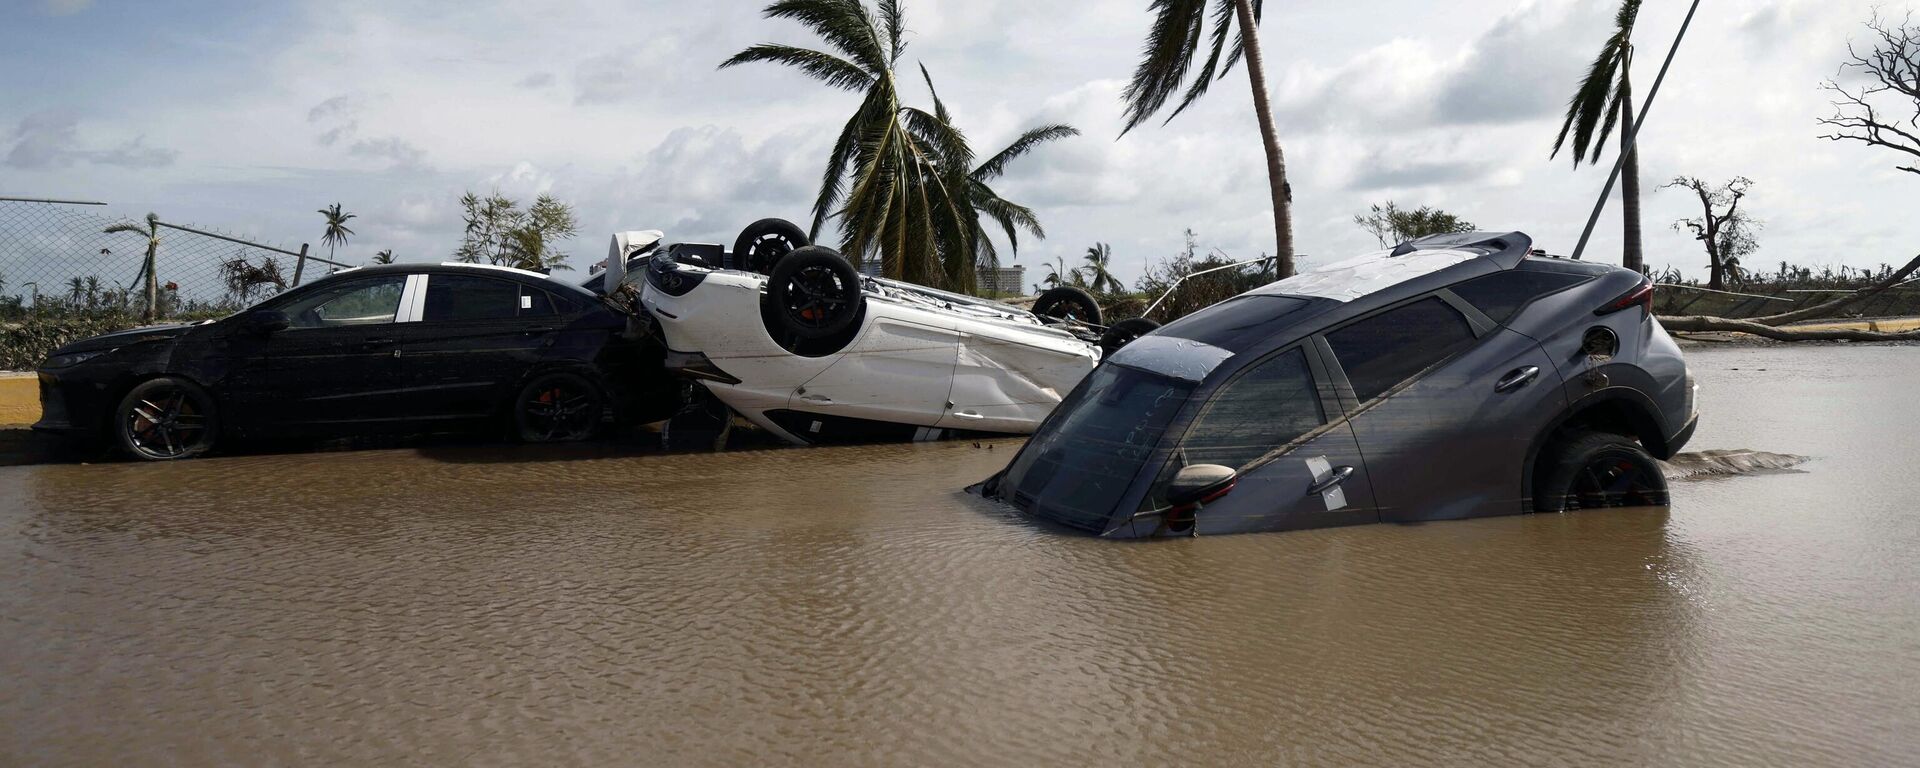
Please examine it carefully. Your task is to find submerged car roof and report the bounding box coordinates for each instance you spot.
[1110,232,1533,381]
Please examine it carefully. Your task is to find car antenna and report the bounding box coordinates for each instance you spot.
[1568,0,1702,262]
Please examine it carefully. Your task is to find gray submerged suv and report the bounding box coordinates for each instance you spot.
[979,231,1697,538]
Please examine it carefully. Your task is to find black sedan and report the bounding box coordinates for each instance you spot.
[33,263,677,460]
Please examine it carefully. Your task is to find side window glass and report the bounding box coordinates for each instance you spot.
[1178,347,1324,470]
[423,275,521,322]
[1326,297,1476,402]
[520,286,557,317]
[287,276,406,328]
[1448,270,1587,323]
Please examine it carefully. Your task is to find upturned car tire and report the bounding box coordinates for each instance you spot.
[767,246,863,340]
[1099,317,1160,356]
[513,372,605,443]
[114,376,218,461]
[732,218,809,274]
[1033,286,1102,326]
[1533,431,1670,512]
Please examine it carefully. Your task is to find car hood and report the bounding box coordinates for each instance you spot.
[54,322,204,354]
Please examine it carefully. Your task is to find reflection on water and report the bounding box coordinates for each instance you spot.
[2,345,1917,766]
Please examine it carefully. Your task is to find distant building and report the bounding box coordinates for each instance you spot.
[975,265,1027,296]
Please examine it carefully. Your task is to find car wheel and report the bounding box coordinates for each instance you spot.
[1032,286,1103,326]
[1534,431,1669,512]
[732,218,809,274]
[767,245,863,340]
[1099,317,1160,356]
[514,372,605,443]
[114,377,218,461]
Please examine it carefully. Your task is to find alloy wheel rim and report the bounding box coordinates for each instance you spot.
[1570,454,1657,508]
[523,384,596,441]
[783,266,848,328]
[125,386,209,459]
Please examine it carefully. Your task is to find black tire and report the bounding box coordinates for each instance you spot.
[1099,317,1161,356]
[513,372,605,443]
[1032,286,1102,326]
[1533,431,1670,512]
[767,245,863,340]
[114,376,218,461]
[732,218,809,274]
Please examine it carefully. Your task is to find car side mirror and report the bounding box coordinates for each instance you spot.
[244,309,290,335]
[1166,464,1237,508]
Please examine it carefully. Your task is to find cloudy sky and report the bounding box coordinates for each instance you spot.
[3,0,1914,287]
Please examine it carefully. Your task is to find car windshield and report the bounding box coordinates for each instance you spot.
[997,364,1194,532]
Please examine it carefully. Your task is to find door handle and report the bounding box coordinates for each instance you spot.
[1305,466,1354,497]
[799,394,831,403]
[362,337,397,348]
[950,411,984,420]
[1495,365,1541,393]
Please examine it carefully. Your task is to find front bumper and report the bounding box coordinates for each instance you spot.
[1662,412,1698,459]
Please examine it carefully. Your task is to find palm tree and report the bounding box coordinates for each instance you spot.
[66,277,84,305]
[318,203,357,264]
[1551,0,1645,273]
[1041,255,1084,290]
[372,249,395,265]
[722,0,1074,291]
[103,213,161,321]
[1082,243,1123,294]
[913,66,1079,282]
[1119,0,1294,278]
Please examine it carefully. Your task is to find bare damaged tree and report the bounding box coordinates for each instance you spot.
[1818,12,1920,177]
[1665,176,1758,291]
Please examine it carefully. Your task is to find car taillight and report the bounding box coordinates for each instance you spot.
[1595,280,1653,316]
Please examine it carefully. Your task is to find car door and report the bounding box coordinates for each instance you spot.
[257,273,411,428]
[1153,345,1379,536]
[791,309,958,431]
[938,324,1097,433]
[1323,295,1566,522]
[395,273,562,422]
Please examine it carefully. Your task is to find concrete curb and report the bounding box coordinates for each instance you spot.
[0,374,36,428]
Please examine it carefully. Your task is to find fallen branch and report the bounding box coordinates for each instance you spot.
[1660,314,1920,341]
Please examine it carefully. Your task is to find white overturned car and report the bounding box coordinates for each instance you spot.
[613,220,1145,446]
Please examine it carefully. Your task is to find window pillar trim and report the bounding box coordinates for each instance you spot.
[396,274,428,323]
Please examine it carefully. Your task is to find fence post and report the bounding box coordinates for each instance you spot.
[293,243,309,286]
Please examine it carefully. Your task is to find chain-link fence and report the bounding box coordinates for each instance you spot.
[0,196,354,322]
[0,196,355,369]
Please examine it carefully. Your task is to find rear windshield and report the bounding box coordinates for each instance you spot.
[1154,295,1314,353]
[998,364,1193,531]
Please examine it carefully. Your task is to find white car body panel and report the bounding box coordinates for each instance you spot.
[642,262,1100,445]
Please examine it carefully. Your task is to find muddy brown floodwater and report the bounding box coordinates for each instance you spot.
[2,344,1917,766]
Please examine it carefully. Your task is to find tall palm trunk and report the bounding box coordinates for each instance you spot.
[1618,69,1644,274]
[1231,0,1295,278]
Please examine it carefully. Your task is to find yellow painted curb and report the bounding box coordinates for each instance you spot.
[0,375,38,428]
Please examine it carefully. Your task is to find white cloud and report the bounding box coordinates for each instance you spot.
[4,112,176,169]
[2,0,1914,286]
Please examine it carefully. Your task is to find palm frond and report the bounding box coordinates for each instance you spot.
[1119,0,1211,135]
[719,43,874,90]
[878,0,906,66]
[762,0,889,74]
[972,124,1078,181]
[918,63,952,125]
